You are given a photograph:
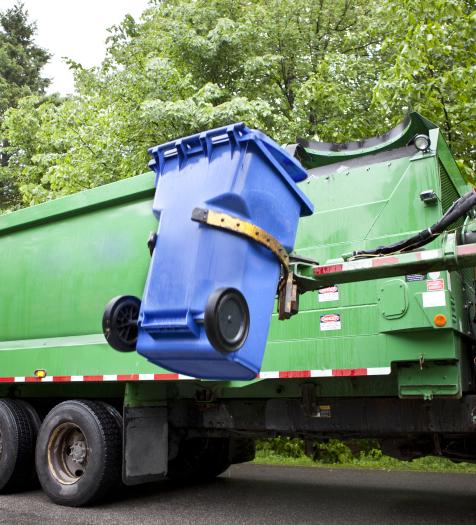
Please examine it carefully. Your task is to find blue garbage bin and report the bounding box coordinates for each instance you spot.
[136,123,313,380]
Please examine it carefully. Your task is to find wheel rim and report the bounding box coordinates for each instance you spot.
[47,423,88,485]
[113,301,139,346]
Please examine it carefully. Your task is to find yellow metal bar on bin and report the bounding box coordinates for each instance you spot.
[191,207,290,283]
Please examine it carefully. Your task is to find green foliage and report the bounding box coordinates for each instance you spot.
[1,0,383,207]
[256,436,305,458]
[0,3,50,114]
[255,437,476,473]
[315,439,354,464]
[373,0,476,180]
[1,0,475,209]
[0,2,50,210]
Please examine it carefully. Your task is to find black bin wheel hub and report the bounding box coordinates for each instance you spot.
[102,295,141,352]
[205,288,249,353]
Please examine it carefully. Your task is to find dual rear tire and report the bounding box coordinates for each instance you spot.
[167,438,231,483]
[167,436,256,484]
[0,399,40,492]
[0,397,254,506]
[0,399,122,507]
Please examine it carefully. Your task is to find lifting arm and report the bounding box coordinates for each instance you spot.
[292,232,476,294]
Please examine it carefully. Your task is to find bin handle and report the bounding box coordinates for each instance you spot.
[149,123,248,172]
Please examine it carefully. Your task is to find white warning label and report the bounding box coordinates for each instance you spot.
[320,314,341,331]
[318,286,339,302]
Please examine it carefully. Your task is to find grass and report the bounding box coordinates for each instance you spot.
[253,451,476,473]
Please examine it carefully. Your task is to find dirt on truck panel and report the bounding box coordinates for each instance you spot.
[1,112,476,507]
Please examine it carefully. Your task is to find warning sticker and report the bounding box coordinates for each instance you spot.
[318,286,339,302]
[427,279,444,292]
[320,314,341,331]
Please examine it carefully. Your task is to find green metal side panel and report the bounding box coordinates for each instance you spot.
[0,113,472,401]
[0,172,162,378]
[265,153,461,371]
[263,113,473,398]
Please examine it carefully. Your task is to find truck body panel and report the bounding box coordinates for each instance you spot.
[0,112,473,413]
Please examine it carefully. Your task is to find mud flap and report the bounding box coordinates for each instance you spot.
[123,406,168,485]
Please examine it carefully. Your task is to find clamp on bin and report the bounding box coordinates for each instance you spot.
[191,207,298,320]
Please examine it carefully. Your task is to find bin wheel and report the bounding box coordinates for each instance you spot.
[0,399,40,492]
[35,400,122,507]
[102,295,141,352]
[205,288,249,352]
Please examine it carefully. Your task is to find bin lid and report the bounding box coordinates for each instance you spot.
[148,123,314,217]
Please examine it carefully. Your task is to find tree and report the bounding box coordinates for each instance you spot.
[3,0,383,206]
[0,2,50,210]
[2,0,475,208]
[372,0,476,179]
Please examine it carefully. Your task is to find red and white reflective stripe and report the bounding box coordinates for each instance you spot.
[258,367,390,378]
[0,367,391,383]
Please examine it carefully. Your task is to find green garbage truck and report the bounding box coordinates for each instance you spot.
[1,112,476,507]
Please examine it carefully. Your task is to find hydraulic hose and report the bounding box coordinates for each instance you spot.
[351,191,476,258]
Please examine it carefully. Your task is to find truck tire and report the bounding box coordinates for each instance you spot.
[0,399,39,492]
[229,438,256,464]
[96,401,124,489]
[167,437,231,483]
[35,400,121,507]
[15,400,42,488]
[96,401,123,431]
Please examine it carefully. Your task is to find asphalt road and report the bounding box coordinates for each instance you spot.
[0,464,476,525]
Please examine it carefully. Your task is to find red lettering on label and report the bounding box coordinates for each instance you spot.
[314,264,343,275]
[321,314,340,323]
[427,279,444,291]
